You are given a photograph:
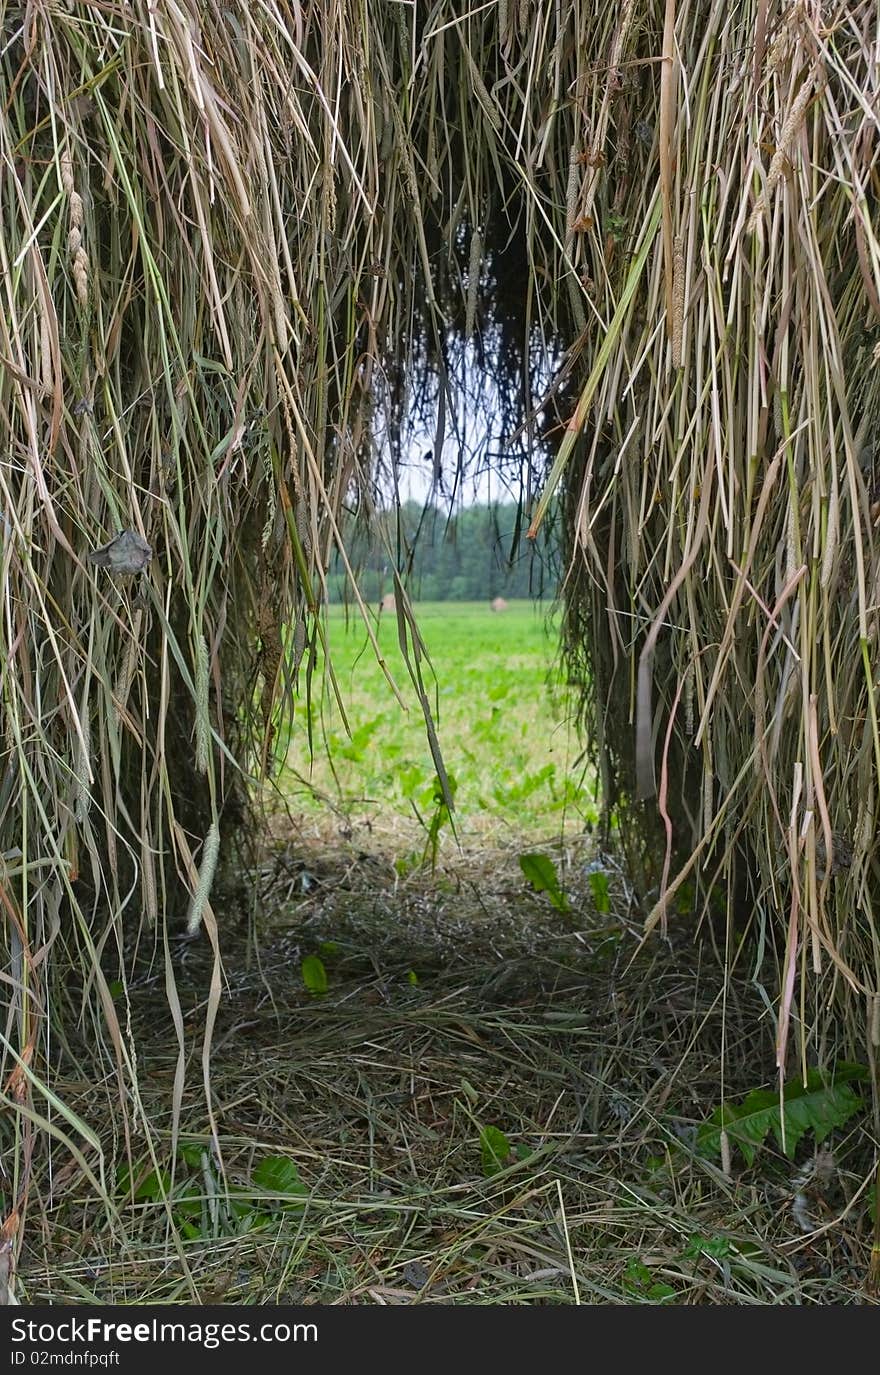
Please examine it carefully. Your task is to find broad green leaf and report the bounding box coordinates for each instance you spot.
[519,852,570,912]
[253,1155,307,1199]
[117,1163,171,1202]
[587,869,610,914]
[301,954,328,994]
[645,1283,677,1302]
[697,1065,867,1164]
[480,1124,512,1176]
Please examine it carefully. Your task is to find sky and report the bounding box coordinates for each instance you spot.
[374,336,552,514]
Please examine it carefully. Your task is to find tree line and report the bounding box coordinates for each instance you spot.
[327,500,559,603]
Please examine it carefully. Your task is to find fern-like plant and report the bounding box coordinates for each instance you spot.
[697,1064,868,1165]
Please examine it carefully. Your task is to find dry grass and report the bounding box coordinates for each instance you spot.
[557,0,880,1076]
[3,0,880,1297]
[14,825,877,1305]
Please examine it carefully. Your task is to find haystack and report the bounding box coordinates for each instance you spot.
[2,0,878,1282]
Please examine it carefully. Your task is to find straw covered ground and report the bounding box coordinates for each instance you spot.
[17,819,877,1305]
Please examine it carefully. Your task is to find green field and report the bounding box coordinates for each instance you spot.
[283,601,596,845]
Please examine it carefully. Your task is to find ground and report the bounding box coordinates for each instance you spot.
[17,605,878,1305]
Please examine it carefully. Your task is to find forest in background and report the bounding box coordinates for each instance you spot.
[327,500,560,603]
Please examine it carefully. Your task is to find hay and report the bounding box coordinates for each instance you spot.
[554,1,880,1084]
[2,0,880,1293]
[16,831,876,1304]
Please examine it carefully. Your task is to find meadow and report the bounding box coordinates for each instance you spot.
[282,601,597,850]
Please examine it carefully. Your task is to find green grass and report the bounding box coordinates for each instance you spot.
[282,601,596,843]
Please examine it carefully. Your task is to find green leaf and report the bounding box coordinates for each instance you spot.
[480,1124,512,1177]
[174,1182,203,1219]
[117,1163,171,1202]
[587,869,610,914]
[645,1282,677,1302]
[684,1234,731,1260]
[394,853,419,877]
[253,1155,307,1200]
[301,954,328,994]
[178,1141,204,1169]
[624,1258,653,1288]
[697,1064,867,1165]
[518,852,570,912]
[623,1258,676,1302]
